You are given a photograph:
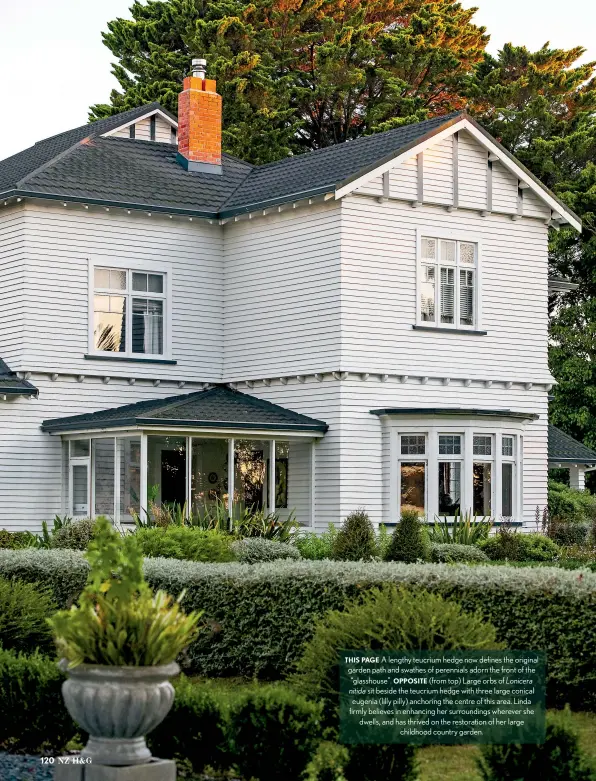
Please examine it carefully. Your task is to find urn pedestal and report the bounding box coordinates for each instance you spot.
[59,660,179,766]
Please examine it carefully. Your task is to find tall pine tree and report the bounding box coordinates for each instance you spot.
[91,0,488,163]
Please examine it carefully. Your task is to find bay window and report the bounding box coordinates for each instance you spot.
[92,266,167,357]
[395,427,522,521]
[419,236,478,329]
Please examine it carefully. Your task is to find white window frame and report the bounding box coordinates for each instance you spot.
[68,440,91,517]
[416,228,483,331]
[397,433,428,517]
[390,420,523,523]
[88,258,173,360]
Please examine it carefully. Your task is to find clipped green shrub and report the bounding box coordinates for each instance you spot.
[295,525,337,560]
[2,551,596,708]
[51,517,97,550]
[478,710,593,781]
[291,585,497,781]
[549,521,590,547]
[0,529,34,549]
[231,537,301,564]
[385,510,429,563]
[0,647,76,753]
[481,531,561,562]
[548,480,596,527]
[136,526,236,562]
[291,585,502,726]
[152,677,322,780]
[429,542,489,564]
[230,685,322,781]
[0,576,56,654]
[331,509,377,561]
[304,741,350,781]
[148,676,230,774]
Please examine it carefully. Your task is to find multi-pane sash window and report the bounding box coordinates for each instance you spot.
[93,267,166,356]
[501,436,515,518]
[420,237,477,328]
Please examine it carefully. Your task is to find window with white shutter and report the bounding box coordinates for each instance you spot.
[418,236,478,329]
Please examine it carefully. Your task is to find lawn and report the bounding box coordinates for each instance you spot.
[418,711,596,781]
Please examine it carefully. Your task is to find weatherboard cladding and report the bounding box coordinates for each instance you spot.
[41,385,329,433]
[548,424,596,464]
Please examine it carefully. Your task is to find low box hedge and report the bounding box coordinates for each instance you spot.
[1,550,595,709]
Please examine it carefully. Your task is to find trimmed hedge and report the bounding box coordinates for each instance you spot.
[0,648,77,753]
[1,550,595,708]
[0,647,321,780]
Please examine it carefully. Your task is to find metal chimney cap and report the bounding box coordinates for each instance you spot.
[191,57,207,79]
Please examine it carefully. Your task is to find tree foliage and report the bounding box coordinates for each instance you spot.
[91,0,488,163]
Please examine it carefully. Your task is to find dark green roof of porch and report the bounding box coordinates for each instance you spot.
[41,384,328,434]
[0,359,38,396]
[548,424,596,464]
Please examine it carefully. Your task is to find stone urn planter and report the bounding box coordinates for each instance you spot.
[59,659,179,766]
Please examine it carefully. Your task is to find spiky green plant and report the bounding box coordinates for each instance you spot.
[429,508,493,544]
[48,517,202,667]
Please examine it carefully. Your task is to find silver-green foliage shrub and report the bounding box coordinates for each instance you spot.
[231,537,302,564]
[50,518,97,550]
[1,551,595,708]
[430,542,489,563]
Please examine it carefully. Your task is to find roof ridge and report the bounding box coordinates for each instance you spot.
[249,111,465,173]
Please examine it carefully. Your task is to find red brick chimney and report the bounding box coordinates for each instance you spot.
[177,58,222,174]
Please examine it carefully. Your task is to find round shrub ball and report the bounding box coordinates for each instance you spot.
[231,537,302,564]
[51,518,97,550]
[430,542,489,564]
[481,532,561,562]
[479,711,593,781]
[291,583,503,726]
[0,576,56,654]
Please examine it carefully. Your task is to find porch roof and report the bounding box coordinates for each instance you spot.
[41,384,329,435]
[0,358,38,397]
[548,424,596,465]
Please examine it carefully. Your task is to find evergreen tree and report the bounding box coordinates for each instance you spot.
[386,510,429,563]
[468,45,596,457]
[91,0,488,163]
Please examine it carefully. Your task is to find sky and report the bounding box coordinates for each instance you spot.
[0,0,595,160]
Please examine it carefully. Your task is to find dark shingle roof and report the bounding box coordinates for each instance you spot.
[221,113,460,214]
[23,138,252,215]
[548,424,596,464]
[41,384,328,434]
[0,359,38,396]
[0,103,175,193]
[0,106,461,217]
[0,104,579,226]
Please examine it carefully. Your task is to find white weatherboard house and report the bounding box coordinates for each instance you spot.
[0,60,592,533]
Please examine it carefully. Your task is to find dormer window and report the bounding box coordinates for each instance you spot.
[91,265,168,358]
[418,235,479,330]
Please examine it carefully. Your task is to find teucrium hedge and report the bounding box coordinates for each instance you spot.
[2,550,595,707]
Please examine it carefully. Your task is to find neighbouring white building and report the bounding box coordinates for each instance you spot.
[0,59,591,533]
